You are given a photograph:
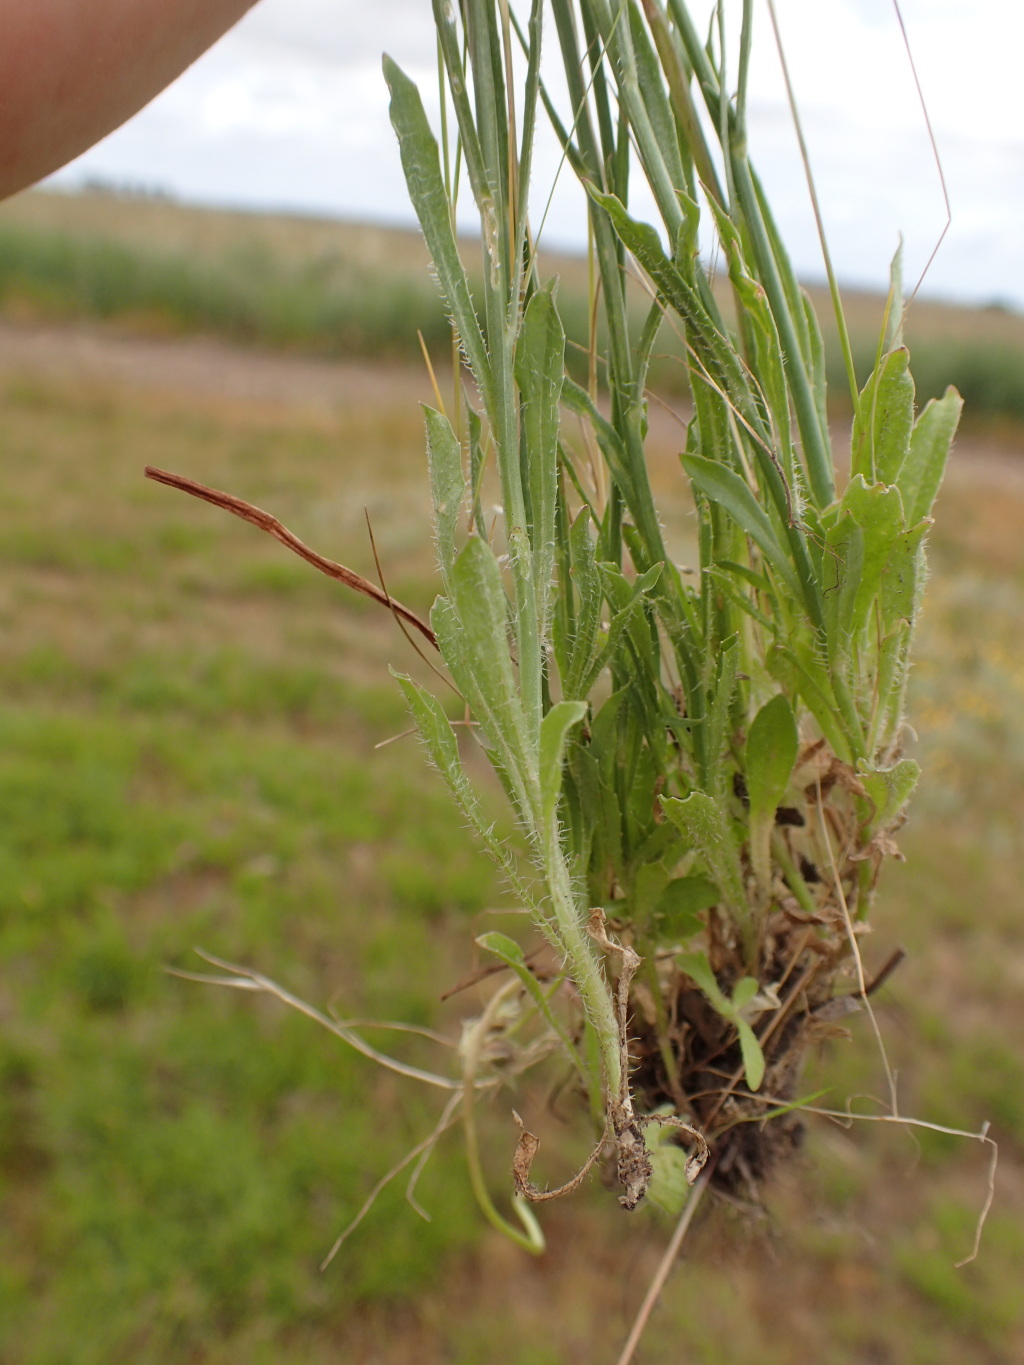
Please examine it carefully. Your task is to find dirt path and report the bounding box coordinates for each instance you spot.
[0,318,1020,491]
[0,319,436,416]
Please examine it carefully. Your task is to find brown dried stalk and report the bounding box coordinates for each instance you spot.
[144,465,437,648]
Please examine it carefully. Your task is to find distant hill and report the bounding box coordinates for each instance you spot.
[2,187,1021,422]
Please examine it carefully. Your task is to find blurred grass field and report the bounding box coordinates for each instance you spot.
[0,193,1023,1364]
[3,187,1024,424]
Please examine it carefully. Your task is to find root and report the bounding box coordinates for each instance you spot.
[510,911,709,1211]
[587,908,653,1209]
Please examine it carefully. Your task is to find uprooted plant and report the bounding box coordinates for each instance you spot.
[151,0,994,1271]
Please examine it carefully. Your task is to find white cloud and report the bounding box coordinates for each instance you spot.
[46,0,1024,308]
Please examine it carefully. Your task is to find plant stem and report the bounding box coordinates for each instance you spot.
[545,831,622,1100]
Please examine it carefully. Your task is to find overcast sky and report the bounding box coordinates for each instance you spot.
[47,0,1024,310]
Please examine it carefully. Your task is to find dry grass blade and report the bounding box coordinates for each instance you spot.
[144,465,437,647]
[891,0,952,303]
[168,950,479,1092]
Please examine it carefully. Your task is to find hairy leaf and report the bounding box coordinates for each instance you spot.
[661,792,746,923]
[682,454,804,607]
[515,287,564,638]
[424,406,464,585]
[384,56,490,392]
[539,701,587,831]
[851,347,914,486]
[900,386,962,524]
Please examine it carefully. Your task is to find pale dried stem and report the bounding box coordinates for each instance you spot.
[169,950,480,1092]
[733,1093,998,1268]
[320,1090,463,1270]
[616,1164,713,1365]
[813,780,900,1114]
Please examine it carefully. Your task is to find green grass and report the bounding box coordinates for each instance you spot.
[0,369,504,1364]
[824,335,1024,425]
[0,358,1022,1363]
[4,190,1024,421]
[0,218,452,360]
[0,698,494,1363]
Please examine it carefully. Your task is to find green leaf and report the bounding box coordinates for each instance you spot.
[587,188,767,450]
[677,953,765,1090]
[676,950,729,1013]
[383,56,490,395]
[568,741,622,886]
[736,1020,766,1092]
[424,406,464,584]
[661,792,746,922]
[475,930,581,1068]
[732,976,760,1010]
[872,619,912,754]
[708,198,794,484]
[515,287,564,638]
[467,403,486,540]
[766,643,852,764]
[576,561,663,701]
[712,559,776,598]
[870,514,928,752]
[681,454,804,607]
[651,875,718,941]
[475,930,531,972]
[701,636,739,805]
[707,568,778,636]
[393,671,539,915]
[631,860,670,932]
[551,476,574,686]
[900,386,962,524]
[599,560,665,613]
[539,701,587,831]
[850,347,915,486]
[833,476,906,640]
[858,757,920,831]
[430,595,473,699]
[746,695,799,816]
[879,521,929,632]
[746,693,799,890]
[449,538,523,734]
[800,287,830,434]
[395,668,460,773]
[822,512,864,654]
[887,241,906,350]
[622,740,661,859]
[437,541,536,819]
[562,508,603,700]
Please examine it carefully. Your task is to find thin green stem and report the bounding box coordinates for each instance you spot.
[544,827,622,1099]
